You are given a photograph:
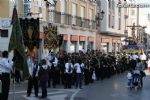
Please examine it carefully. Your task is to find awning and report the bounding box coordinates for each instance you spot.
[101,31,127,37]
[88,37,94,42]
[63,34,68,41]
[71,35,78,41]
[79,36,86,42]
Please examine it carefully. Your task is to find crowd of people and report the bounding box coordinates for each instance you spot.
[0,49,149,99]
[25,50,130,98]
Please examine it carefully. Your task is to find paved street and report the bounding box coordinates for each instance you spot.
[8,70,150,100]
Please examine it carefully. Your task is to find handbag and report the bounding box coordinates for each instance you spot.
[92,71,96,80]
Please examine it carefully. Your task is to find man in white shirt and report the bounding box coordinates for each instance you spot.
[64,59,73,89]
[45,50,58,88]
[0,51,13,100]
[74,59,84,89]
[27,58,39,97]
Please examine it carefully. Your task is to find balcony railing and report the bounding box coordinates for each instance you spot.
[49,11,96,30]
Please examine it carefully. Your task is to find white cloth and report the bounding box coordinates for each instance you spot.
[0,58,13,74]
[65,63,73,73]
[74,63,83,73]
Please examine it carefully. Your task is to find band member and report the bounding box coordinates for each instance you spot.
[64,58,73,89]
[0,51,13,100]
[46,50,58,88]
[27,58,39,97]
[74,59,84,89]
[38,59,49,98]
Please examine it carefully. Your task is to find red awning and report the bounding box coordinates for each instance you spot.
[71,35,78,41]
[79,36,86,42]
[63,34,68,41]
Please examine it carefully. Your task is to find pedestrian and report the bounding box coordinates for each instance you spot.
[74,59,84,89]
[27,58,39,97]
[0,51,13,100]
[64,58,73,89]
[46,50,58,88]
[127,70,133,87]
[147,58,150,73]
[38,59,49,98]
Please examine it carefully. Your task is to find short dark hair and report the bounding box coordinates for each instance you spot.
[2,51,8,58]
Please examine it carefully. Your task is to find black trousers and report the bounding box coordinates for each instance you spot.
[48,69,57,88]
[0,73,10,100]
[27,76,38,96]
[64,73,72,88]
[40,81,47,97]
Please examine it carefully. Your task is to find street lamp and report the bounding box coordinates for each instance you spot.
[96,10,105,26]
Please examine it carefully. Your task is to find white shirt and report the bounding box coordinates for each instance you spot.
[147,60,150,67]
[74,63,83,73]
[65,63,73,73]
[140,54,147,61]
[132,54,138,60]
[27,58,34,76]
[45,54,58,68]
[0,58,13,74]
[127,72,132,80]
[27,58,39,77]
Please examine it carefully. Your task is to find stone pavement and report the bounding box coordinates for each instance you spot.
[8,70,150,100]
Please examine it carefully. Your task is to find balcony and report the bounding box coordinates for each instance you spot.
[48,11,96,30]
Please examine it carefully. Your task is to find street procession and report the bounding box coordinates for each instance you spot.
[1,0,150,100]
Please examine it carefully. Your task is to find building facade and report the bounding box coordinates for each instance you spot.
[0,0,97,53]
[97,0,127,53]
[50,0,97,52]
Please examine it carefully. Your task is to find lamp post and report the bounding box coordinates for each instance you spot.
[96,10,105,28]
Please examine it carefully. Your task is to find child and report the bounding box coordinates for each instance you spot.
[127,70,133,87]
[147,58,150,73]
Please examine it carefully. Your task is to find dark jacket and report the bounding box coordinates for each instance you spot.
[38,65,49,82]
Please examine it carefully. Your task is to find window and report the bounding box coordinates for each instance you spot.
[61,0,66,24]
[61,0,65,13]
[0,30,8,37]
[80,6,85,27]
[118,18,121,30]
[112,16,115,28]
[131,9,135,15]
[39,7,42,13]
[108,0,111,9]
[118,7,121,16]
[148,14,150,21]
[109,14,111,28]
[112,0,115,11]
[89,9,93,29]
[72,3,77,25]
